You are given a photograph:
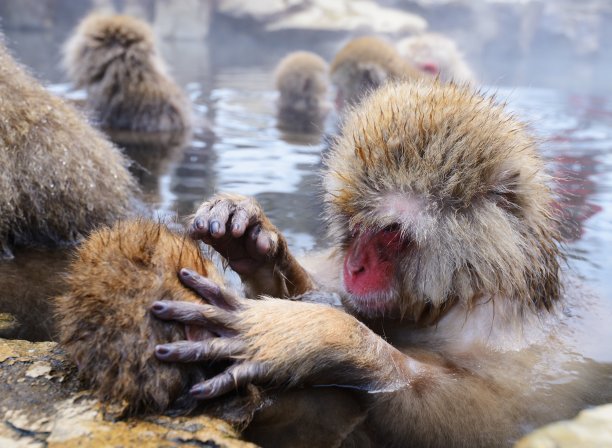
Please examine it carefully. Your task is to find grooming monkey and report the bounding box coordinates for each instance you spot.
[152,81,612,446]
[397,32,476,85]
[63,14,191,132]
[274,51,330,133]
[0,39,136,260]
[55,219,366,444]
[330,35,423,109]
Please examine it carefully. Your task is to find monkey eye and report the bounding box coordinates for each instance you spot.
[382,223,401,233]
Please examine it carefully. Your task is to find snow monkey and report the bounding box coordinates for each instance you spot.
[274,51,330,133]
[397,32,476,85]
[63,13,191,132]
[152,81,612,446]
[330,35,424,110]
[55,220,259,418]
[0,38,136,260]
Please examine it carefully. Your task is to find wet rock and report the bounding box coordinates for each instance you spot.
[515,404,612,447]
[0,338,255,448]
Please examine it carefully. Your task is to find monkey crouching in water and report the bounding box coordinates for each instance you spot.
[0,38,137,260]
[397,32,476,85]
[63,14,191,132]
[330,35,424,110]
[274,51,330,134]
[151,81,612,446]
[55,220,261,420]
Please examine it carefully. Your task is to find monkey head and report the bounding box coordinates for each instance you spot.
[323,81,561,323]
[56,220,227,415]
[63,14,164,89]
[397,33,476,85]
[330,36,420,109]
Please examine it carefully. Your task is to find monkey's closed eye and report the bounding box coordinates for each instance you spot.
[383,223,401,233]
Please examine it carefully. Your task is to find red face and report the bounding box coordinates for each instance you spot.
[342,226,407,317]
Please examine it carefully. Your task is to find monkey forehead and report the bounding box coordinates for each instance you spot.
[325,81,541,204]
[375,193,426,223]
[76,14,154,47]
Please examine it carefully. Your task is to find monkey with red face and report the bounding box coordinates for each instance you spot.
[152,81,611,446]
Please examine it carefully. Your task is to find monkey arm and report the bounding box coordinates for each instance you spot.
[190,193,313,298]
[151,269,439,399]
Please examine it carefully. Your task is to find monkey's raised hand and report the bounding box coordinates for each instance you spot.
[152,268,420,399]
[191,193,313,298]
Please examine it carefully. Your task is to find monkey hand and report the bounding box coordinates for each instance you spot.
[191,193,313,298]
[151,269,405,399]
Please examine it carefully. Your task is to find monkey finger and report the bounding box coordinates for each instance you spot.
[155,339,245,363]
[190,362,268,399]
[229,206,250,238]
[179,268,242,310]
[150,300,234,328]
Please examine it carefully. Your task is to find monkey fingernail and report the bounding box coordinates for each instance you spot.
[250,225,261,240]
[210,221,221,235]
[151,301,168,314]
[190,384,211,397]
[193,217,206,231]
[155,345,173,358]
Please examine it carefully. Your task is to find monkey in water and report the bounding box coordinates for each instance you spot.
[0,38,137,260]
[274,51,330,134]
[54,219,257,418]
[54,219,365,443]
[397,32,476,85]
[63,13,191,132]
[152,81,612,446]
[330,35,423,110]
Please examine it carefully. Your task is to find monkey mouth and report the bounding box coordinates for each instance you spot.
[342,289,401,319]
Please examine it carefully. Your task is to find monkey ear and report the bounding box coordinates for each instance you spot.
[362,65,387,87]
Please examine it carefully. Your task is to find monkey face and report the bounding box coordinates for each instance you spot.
[324,81,560,322]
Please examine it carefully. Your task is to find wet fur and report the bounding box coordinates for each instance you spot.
[63,14,191,132]
[330,36,423,107]
[274,51,329,133]
[55,220,242,415]
[0,38,137,258]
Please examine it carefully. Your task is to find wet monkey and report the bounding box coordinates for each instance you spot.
[63,14,191,132]
[397,32,476,85]
[0,38,136,260]
[153,81,612,446]
[274,51,330,133]
[330,35,423,110]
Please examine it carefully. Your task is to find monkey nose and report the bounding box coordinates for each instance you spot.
[345,258,366,277]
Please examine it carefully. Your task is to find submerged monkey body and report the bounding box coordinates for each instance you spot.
[64,14,191,132]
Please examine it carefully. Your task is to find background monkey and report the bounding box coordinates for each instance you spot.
[274,51,330,134]
[63,13,191,132]
[330,35,424,110]
[0,38,137,260]
[397,32,477,85]
[153,81,612,447]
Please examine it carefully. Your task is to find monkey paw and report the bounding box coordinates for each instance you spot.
[191,193,283,277]
[151,268,364,399]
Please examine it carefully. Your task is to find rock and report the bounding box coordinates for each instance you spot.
[217,0,427,34]
[0,338,255,448]
[515,404,612,448]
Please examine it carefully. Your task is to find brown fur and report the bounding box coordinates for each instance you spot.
[330,36,423,108]
[0,38,137,259]
[55,220,229,415]
[397,33,476,85]
[274,51,329,133]
[324,80,561,323]
[63,14,191,132]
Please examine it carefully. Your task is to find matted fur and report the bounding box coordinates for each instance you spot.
[324,81,561,322]
[55,220,225,415]
[63,14,191,132]
[274,51,329,132]
[0,39,136,258]
[330,36,423,107]
[397,33,476,85]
